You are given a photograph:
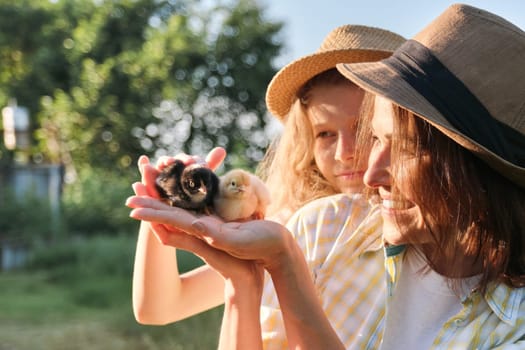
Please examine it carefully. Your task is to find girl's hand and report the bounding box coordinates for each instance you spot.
[134,146,226,198]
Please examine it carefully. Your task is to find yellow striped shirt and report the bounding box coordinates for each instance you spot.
[385,248,525,349]
[260,193,385,349]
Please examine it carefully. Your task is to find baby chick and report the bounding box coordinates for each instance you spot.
[214,169,271,221]
[155,159,219,213]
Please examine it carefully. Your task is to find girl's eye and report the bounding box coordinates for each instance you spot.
[316,131,335,139]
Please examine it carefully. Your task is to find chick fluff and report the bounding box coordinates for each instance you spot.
[214,169,270,221]
[155,159,219,213]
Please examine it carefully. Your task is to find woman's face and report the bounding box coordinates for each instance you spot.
[364,95,430,245]
[308,83,366,194]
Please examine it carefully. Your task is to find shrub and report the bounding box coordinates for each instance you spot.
[61,168,138,236]
[26,234,206,309]
[0,190,57,243]
[27,235,136,308]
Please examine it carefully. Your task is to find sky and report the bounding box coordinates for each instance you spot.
[261,0,525,66]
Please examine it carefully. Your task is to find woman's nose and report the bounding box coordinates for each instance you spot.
[363,144,390,188]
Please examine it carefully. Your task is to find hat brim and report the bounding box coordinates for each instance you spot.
[266,49,393,120]
[337,61,525,188]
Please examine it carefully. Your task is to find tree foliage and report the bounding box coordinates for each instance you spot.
[0,0,284,181]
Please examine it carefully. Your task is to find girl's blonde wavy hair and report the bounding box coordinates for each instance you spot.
[257,68,359,223]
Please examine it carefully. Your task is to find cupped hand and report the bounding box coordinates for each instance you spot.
[127,192,264,286]
[127,195,293,271]
[152,221,264,288]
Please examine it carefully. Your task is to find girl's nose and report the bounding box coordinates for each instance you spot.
[335,132,355,162]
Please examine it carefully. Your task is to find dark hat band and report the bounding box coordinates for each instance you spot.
[385,40,525,167]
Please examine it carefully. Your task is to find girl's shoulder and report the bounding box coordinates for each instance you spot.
[293,193,374,219]
[286,193,381,238]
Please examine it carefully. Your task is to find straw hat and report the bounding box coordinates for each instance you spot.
[337,4,525,188]
[266,25,405,120]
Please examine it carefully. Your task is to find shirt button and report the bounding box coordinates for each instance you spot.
[454,318,464,326]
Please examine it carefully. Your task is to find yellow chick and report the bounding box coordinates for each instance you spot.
[213,169,271,222]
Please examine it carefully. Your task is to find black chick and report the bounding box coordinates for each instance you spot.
[155,159,219,213]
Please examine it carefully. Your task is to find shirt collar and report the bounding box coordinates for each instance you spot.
[484,282,525,326]
[356,204,385,255]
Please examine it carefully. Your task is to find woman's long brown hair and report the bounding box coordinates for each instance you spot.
[357,93,525,292]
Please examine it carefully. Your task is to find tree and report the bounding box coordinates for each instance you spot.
[0,0,284,181]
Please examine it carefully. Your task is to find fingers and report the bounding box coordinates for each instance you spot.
[141,163,160,198]
[152,223,228,262]
[156,155,176,169]
[150,222,192,244]
[137,155,150,178]
[156,154,195,169]
[134,155,161,199]
[189,219,247,252]
[206,147,226,171]
[132,182,148,196]
[151,222,256,279]
[131,148,227,225]
[126,194,219,238]
[126,195,171,210]
[128,205,199,235]
[147,147,226,174]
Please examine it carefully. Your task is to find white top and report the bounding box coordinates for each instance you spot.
[380,249,479,350]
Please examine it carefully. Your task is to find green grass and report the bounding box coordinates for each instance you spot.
[0,236,223,350]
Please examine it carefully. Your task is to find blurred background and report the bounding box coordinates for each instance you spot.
[0,0,522,349]
[0,0,281,348]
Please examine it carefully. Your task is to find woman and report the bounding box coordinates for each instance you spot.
[130,24,404,348]
[335,4,525,348]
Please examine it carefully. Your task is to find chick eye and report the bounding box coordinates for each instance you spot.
[230,180,236,186]
[188,179,195,188]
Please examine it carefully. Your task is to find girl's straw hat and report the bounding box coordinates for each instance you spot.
[337,4,525,187]
[266,25,405,120]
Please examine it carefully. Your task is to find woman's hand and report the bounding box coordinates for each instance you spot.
[127,181,343,349]
[127,194,293,272]
[130,183,264,284]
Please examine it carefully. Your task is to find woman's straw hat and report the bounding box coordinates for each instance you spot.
[337,4,525,187]
[266,25,405,120]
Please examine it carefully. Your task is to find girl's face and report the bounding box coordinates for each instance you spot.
[364,95,430,245]
[308,84,366,194]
